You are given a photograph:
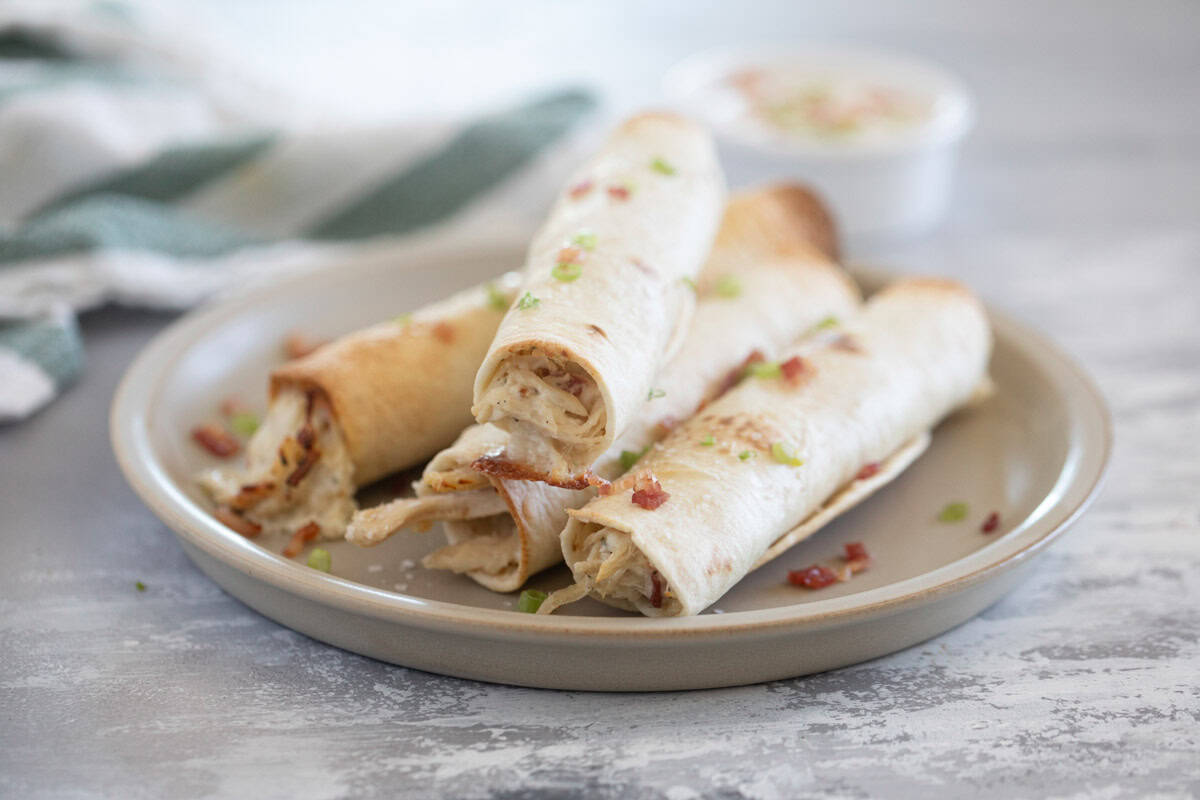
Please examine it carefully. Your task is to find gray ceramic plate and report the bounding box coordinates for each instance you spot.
[111,239,1111,691]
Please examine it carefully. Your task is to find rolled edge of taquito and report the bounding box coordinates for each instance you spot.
[472,112,726,485]
[554,278,993,616]
[271,272,522,487]
[199,273,520,540]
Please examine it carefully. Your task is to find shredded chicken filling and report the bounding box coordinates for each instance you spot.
[541,523,675,614]
[476,349,606,467]
[198,388,356,539]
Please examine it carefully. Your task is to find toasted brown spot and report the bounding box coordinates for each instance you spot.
[587,324,608,339]
[432,321,455,344]
[831,334,863,354]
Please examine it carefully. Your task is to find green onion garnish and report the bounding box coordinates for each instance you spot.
[572,232,597,251]
[814,315,839,331]
[647,388,666,400]
[738,450,755,461]
[394,312,413,325]
[770,442,804,466]
[230,411,259,438]
[650,157,676,175]
[518,589,547,613]
[700,435,715,447]
[485,283,509,311]
[938,502,969,523]
[715,274,742,298]
[552,262,583,282]
[681,276,697,292]
[135,581,146,592]
[745,361,781,379]
[517,292,541,310]
[619,447,649,472]
[307,548,332,572]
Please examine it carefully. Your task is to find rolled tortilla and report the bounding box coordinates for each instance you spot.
[198,273,521,540]
[347,185,862,591]
[550,278,992,616]
[472,112,725,485]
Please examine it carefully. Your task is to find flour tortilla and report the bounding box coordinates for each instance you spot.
[553,278,992,616]
[348,184,861,589]
[199,274,520,539]
[472,112,726,485]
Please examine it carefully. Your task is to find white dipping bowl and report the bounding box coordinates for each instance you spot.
[664,45,976,239]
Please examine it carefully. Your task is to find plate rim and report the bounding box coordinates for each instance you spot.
[110,238,1113,640]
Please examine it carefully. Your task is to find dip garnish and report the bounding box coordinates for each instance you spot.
[485,283,509,311]
[938,501,969,522]
[650,157,676,175]
[770,441,804,466]
[619,446,650,473]
[518,589,547,613]
[230,411,259,438]
[552,261,583,282]
[714,274,742,298]
[571,232,597,251]
[307,548,332,573]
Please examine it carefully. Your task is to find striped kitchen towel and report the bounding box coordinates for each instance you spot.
[0,2,595,421]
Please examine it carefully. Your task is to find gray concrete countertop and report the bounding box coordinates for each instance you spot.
[2,1,1198,797]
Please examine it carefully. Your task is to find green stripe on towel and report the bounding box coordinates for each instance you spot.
[33,134,277,217]
[308,88,594,240]
[0,195,260,264]
[0,314,82,389]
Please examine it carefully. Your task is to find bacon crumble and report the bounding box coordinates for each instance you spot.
[780,356,808,385]
[191,424,240,458]
[650,571,665,608]
[788,565,838,590]
[231,481,275,511]
[981,511,1001,533]
[282,521,321,558]
[568,179,593,199]
[856,462,881,480]
[631,472,669,510]
[606,185,630,201]
[213,506,262,538]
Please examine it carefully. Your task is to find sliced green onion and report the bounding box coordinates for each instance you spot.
[552,261,583,282]
[518,589,547,613]
[517,292,541,310]
[700,435,716,447]
[812,315,839,333]
[485,282,509,311]
[571,232,597,251]
[135,581,146,592]
[681,276,697,292]
[770,442,804,466]
[745,361,782,379]
[230,411,259,438]
[394,312,413,325]
[619,447,649,473]
[650,157,676,175]
[307,548,332,572]
[715,274,742,298]
[738,450,755,461]
[937,502,969,523]
[647,388,666,400]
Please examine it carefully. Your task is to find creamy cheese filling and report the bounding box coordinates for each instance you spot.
[198,388,356,540]
[475,348,606,475]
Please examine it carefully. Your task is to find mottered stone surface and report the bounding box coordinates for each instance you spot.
[2,1,1198,797]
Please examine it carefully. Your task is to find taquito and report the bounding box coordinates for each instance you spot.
[199,274,520,539]
[546,278,992,616]
[347,185,860,591]
[472,112,725,486]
